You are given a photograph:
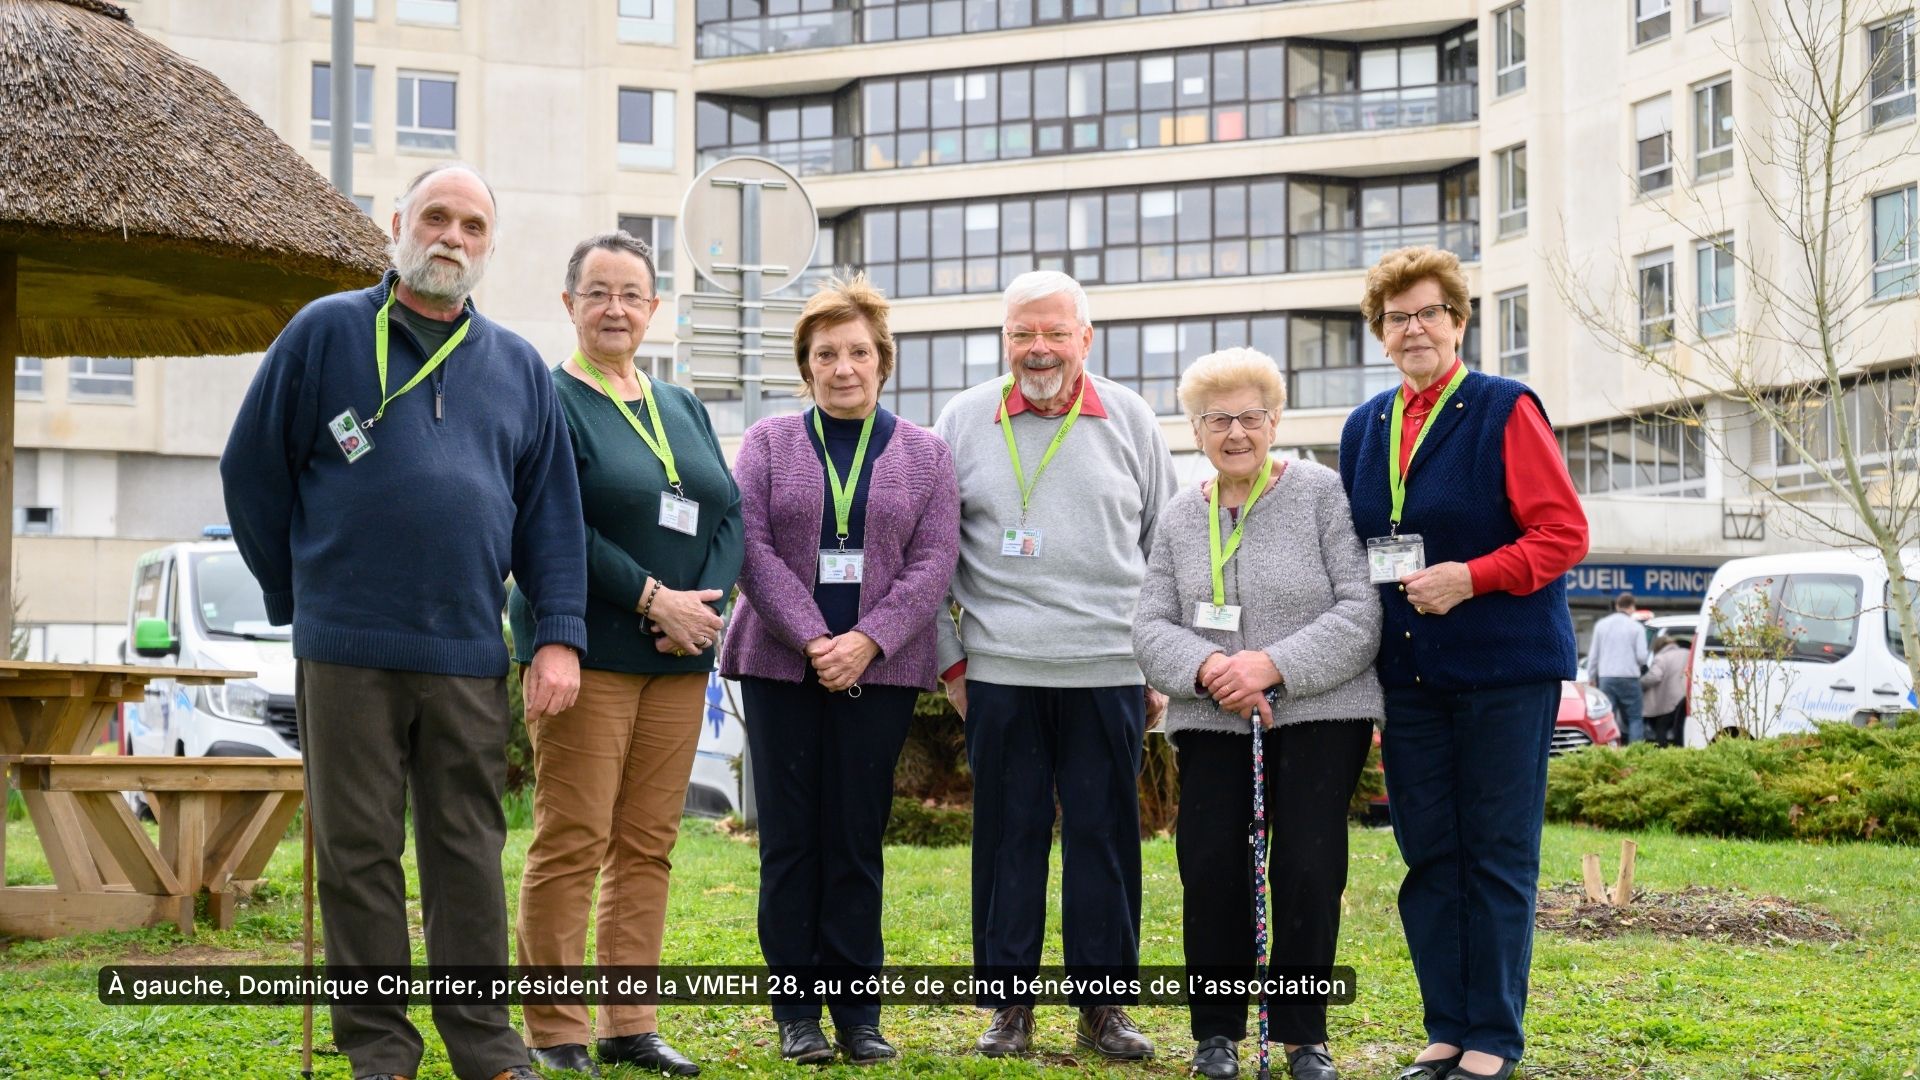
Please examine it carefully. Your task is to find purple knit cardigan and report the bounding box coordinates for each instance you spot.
[719,411,960,690]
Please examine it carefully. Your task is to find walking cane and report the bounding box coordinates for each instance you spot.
[1249,697,1273,1080]
[302,799,315,1079]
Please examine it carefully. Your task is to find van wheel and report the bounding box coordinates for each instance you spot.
[1714,726,1749,742]
[175,741,186,757]
[132,792,155,823]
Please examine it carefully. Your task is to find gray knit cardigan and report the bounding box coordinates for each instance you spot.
[1132,459,1385,742]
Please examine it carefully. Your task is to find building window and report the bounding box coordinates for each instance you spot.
[351,194,374,214]
[616,214,678,294]
[1696,234,1735,338]
[1635,95,1673,193]
[1494,4,1526,95]
[311,63,373,147]
[311,0,373,18]
[1497,289,1528,378]
[1872,184,1919,300]
[1693,76,1733,177]
[1771,373,1919,486]
[1638,249,1676,346]
[397,0,459,25]
[397,72,457,152]
[618,0,675,45]
[1496,143,1527,238]
[1869,14,1917,128]
[70,356,135,401]
[1635,0,1671,45]
[1560,413,1706,496]
[16,356,43,399]
[618,88,676,169]
[1692,0,1728,21]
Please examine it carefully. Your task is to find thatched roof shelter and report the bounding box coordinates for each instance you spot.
[0,0,390,358]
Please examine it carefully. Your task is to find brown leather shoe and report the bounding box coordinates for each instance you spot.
[975,1005,1034,1056]
[1075,1005,1154,1060]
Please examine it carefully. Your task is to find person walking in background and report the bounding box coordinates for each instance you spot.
[509,231,743,1078]
[1640,633,1690,747]
[1589,592,1650,744]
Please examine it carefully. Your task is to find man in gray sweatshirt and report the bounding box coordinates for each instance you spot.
[933,270,1177,1062]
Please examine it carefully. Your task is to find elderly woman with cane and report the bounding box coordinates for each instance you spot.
[1134,347,1383,1080]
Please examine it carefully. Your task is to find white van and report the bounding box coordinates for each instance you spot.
[1688,548,1917,746]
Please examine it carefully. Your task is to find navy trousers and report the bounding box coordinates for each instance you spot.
[1380,680,1558,1063]
[964,680,1145,1007]
[741,671,917,1027]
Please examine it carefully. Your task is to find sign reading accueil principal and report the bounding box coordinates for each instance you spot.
[1563,563,1716,600]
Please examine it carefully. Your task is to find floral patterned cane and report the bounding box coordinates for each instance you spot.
[1251,700,1273,1080]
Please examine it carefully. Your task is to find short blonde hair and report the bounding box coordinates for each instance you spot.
[1361,246,1472,341]
[1177,347,1286,422]
[792,273,895,398]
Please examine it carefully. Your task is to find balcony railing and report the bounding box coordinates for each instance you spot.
[1289,82,1478,136]
[697,138,858,177]
[698,10,857,57]
[1290,222,1479,274]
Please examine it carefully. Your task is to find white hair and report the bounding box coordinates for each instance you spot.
[1002,270,1090,325]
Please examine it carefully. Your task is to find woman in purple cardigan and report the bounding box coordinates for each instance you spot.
[718,275,960,1067]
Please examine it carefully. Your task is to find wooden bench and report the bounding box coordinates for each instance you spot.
[1,755,304,937]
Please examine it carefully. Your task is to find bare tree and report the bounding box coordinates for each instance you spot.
[1553,0,1920,698]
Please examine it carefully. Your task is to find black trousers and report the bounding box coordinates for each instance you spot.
[295,659,526,1080]
[740,671,917,1027]
[1175,720,1373,1044]
[964,680,1145,1007]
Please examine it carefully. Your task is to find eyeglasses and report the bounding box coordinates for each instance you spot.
[1004,329,1077,348]
[1197,408,1274,433]
[577,288,654,310]
[1374,304,1456,333]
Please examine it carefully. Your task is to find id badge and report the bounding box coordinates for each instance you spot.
[1366,533,1426,584]
[659,491,700,535]
[819,549,865,583]
[329,408,373,463]
[1001,527,1043,558]
[1193,603,1242,632]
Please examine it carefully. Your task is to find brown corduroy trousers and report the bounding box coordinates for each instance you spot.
[515,667,708,1048]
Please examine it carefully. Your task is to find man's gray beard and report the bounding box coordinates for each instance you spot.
[1019,368,1064,404]
[391,236,485,302]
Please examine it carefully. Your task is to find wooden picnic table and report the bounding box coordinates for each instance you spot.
[0,660,307,939]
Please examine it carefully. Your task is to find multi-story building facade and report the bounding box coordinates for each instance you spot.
[15,0,1918,657]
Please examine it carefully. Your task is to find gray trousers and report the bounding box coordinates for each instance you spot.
[296,659,527,1080]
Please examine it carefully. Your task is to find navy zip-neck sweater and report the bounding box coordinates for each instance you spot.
[221,271,588,678]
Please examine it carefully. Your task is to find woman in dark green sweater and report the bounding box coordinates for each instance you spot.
[507,232,743,1078]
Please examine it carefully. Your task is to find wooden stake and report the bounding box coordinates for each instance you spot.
[0,252,18,650]
[1582,853,1608,903]
[1611,839,1638,907]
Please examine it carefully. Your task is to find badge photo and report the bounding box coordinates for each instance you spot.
[1001,528,1043,558]
[1366,533,1427,584]
[659,491,700,536]
[819,549,866,584]
[329,408,373,463]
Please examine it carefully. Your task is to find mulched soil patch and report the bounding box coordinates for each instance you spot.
[1535,883,1854,944]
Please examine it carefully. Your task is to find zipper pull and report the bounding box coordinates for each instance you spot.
[435,387,444,421]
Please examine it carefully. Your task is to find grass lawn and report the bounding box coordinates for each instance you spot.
[2,818,1917,1079]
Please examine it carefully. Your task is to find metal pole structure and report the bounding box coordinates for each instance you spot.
[738,184,763,427]
[329,0,354,198]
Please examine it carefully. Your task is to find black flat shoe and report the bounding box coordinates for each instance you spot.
[596,1032,698,1076]
[1190,1035,1239,1078]
[1444,1061,1516,1080]
[529,1044,600,1076]
[834,1025,898,1065]
[1395,1055,1462,1080]
[1287,1044,1338,1080]
[777,1019,836,1065]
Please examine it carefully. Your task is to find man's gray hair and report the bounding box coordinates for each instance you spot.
[1003,270,1090,325]
[564,231,659,297]
[395,162,498,220]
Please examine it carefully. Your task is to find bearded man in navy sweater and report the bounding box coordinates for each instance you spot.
[221,163,586,1080]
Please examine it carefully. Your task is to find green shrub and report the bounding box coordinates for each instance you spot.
[883,796,971,847]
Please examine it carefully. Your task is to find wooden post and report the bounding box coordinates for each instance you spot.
[0,251,17,651]
[1611,839,1638,907]
[1582,853,1608,904]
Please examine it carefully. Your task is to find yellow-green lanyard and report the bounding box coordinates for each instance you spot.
[811,407,876,549]
[998,375,1087,523]
[1207,455,1275,607]
[575,352,682,492]
[1386,362,1468,532]
[368,289,471,427]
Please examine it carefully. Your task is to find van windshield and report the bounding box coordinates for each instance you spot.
[191,552,290,641]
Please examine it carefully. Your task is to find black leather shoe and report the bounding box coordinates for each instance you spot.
[1191,1035,1240,1078]
[596,1032,698,1076]
[833,1025,897,1065]
[1286,1044,1337,1080]
[1076,1005,1155,1060]
[778,1019,836,1065]
[976,1006,1034,1056]
[529,1044,600,1076]
[1395,1055,1462,1080]
[1444,1061,1516,1080]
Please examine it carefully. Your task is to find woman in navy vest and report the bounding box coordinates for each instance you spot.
[1336,247,1588,1080]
